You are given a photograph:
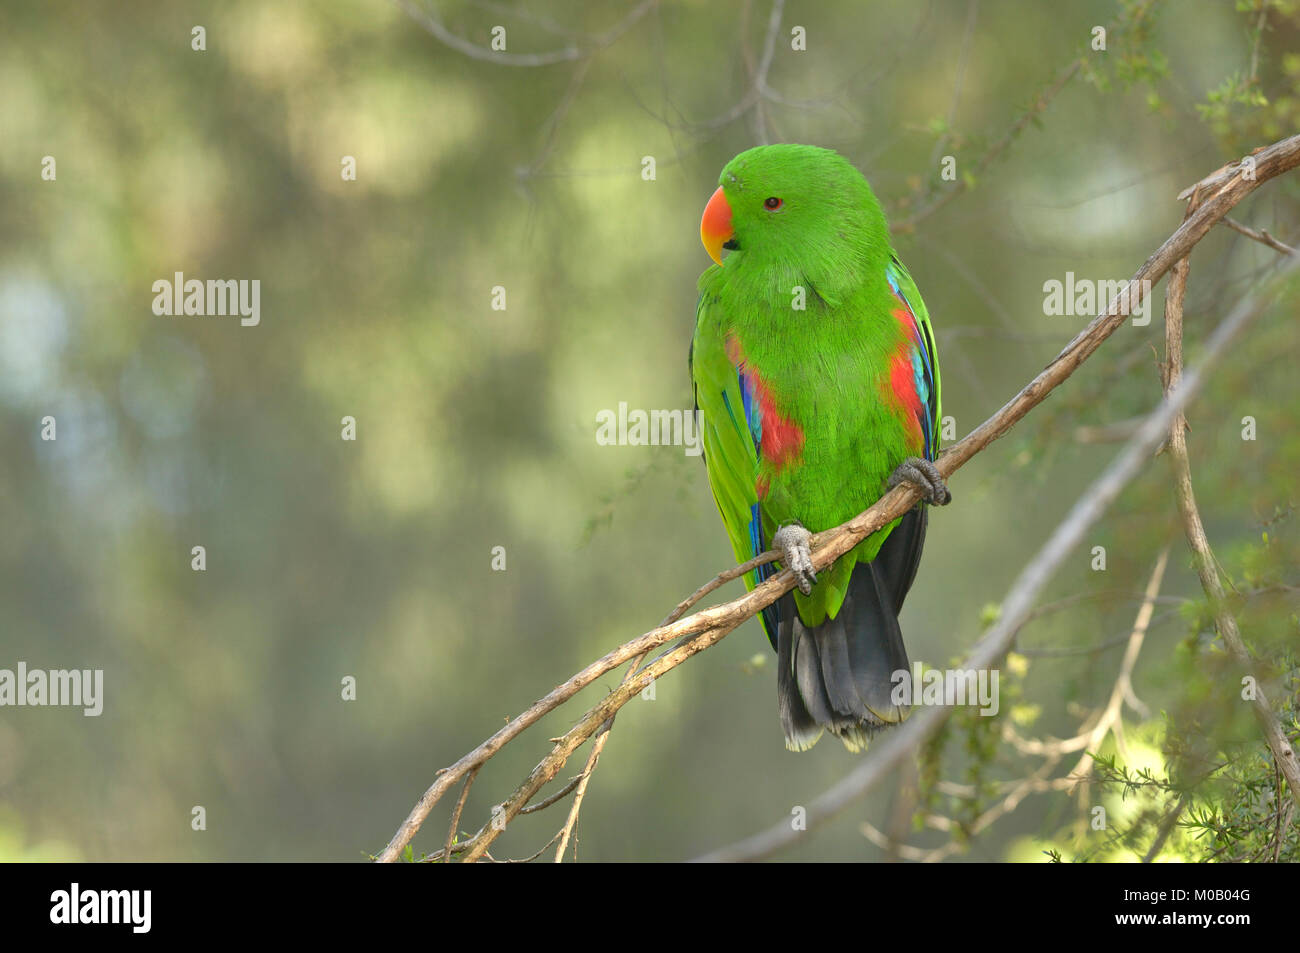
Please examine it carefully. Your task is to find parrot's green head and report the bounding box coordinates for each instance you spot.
[699,144,892,290]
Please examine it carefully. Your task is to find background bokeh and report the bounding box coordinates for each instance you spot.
[1,0,1296,862]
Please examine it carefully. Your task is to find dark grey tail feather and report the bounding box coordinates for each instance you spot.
[873,507,928,613]
[776,593,823,750]
[776,548,915,752]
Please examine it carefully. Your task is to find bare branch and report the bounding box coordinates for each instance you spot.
[1162,194,1300,814]
[923,0,980,175]
[395,0,657,67]
[912,763,1070,863]
[1072,416,1146,444]
[894,0,1169,231]
[375,133,1300,864]
[894,57,1083,232]
[553,726,607,862]
[518,773,582,815]
[443,766,478,862]
[1141,794,1191,863]
[1221,216,1298,256]
[1064,547,1168,793]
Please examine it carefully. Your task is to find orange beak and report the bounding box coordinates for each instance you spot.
[700,186,734,266]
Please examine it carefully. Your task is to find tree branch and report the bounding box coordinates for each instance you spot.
[893,57,1083,232]
[395,0,658,67]
[1064,547,1168,801]
[375,133,1300,864]
[1221,216,1298,256]
[1162,191,1300,814]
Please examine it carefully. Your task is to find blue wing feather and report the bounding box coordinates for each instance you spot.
[887,258,940,461]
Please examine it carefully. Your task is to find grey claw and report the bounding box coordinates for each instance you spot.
[772,523,817,595]
[887,457,952,506]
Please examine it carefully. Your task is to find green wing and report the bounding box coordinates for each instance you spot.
[887,253,942,458]
[690,282,782,647]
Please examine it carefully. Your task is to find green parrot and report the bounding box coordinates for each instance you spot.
[691,144,950,752]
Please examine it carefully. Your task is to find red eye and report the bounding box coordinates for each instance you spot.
[764,196,783,210]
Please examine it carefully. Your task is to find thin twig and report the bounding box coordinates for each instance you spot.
[894,58,1083,232]
[443,766,478,862]
[1065,547,1168,800]
[499,830,563,863]
[1221,216,1298,256]
[395,0,658,67]
[1163,191,1300,815]
[742,0,786,144]
[519,57,595,179]
[895,0,1165,231]
[1141,794,1190,863]
[914,761,1069,863]
[924,0,979,176]
[658,550,779,627]
[1018,608,1182,659]
[519,773,583,814]
[549,580,707,860]
[553,728,607,862]
[1248,4,1268,86]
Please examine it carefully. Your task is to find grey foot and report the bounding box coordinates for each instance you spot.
[887,457,952,506]
[772,522,817,596]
